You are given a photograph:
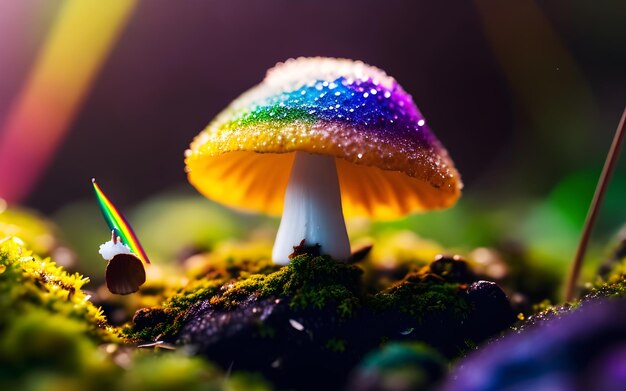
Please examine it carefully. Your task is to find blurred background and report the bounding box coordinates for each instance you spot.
[0,0,625,295]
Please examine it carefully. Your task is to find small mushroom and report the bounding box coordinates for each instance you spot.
[99,231,146,295]
[185,57,462,264]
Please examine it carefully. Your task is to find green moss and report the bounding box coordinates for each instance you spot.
[370,267,471,321]
[127,254,363,342]
[212,254,362,314]
[515,279,626,331]
[0,212,274,390]
[0,237,124,390]
[0,236,113,341]
[129,255,481,345]
[586,276,626,300]
[168,279,226,310]
[124,278,225,342]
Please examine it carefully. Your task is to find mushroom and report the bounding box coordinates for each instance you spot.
[99,231,146,295]
[185,57,462,264]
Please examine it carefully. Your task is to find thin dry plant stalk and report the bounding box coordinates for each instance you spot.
[565,107,626,302]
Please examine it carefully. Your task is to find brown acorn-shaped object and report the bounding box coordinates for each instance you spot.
[106,253,146,295]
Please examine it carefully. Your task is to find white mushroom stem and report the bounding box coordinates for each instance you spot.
[272,151,351,264]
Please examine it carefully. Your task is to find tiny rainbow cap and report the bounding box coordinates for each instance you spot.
[92,179,150,264]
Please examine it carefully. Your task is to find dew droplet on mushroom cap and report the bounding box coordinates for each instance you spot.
[105,253,146,295]
[185,57,462,264]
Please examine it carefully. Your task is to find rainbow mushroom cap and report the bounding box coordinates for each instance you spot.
[185,57,462,264]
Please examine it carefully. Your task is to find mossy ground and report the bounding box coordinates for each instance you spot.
[210,254,362,313]
[513,258,626,331]
[370,261,472,321]
[0,232,270,391]
[5,207,603,391]
[125,254,364,342]
[125,253,486,357]
[0,236,113,341]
